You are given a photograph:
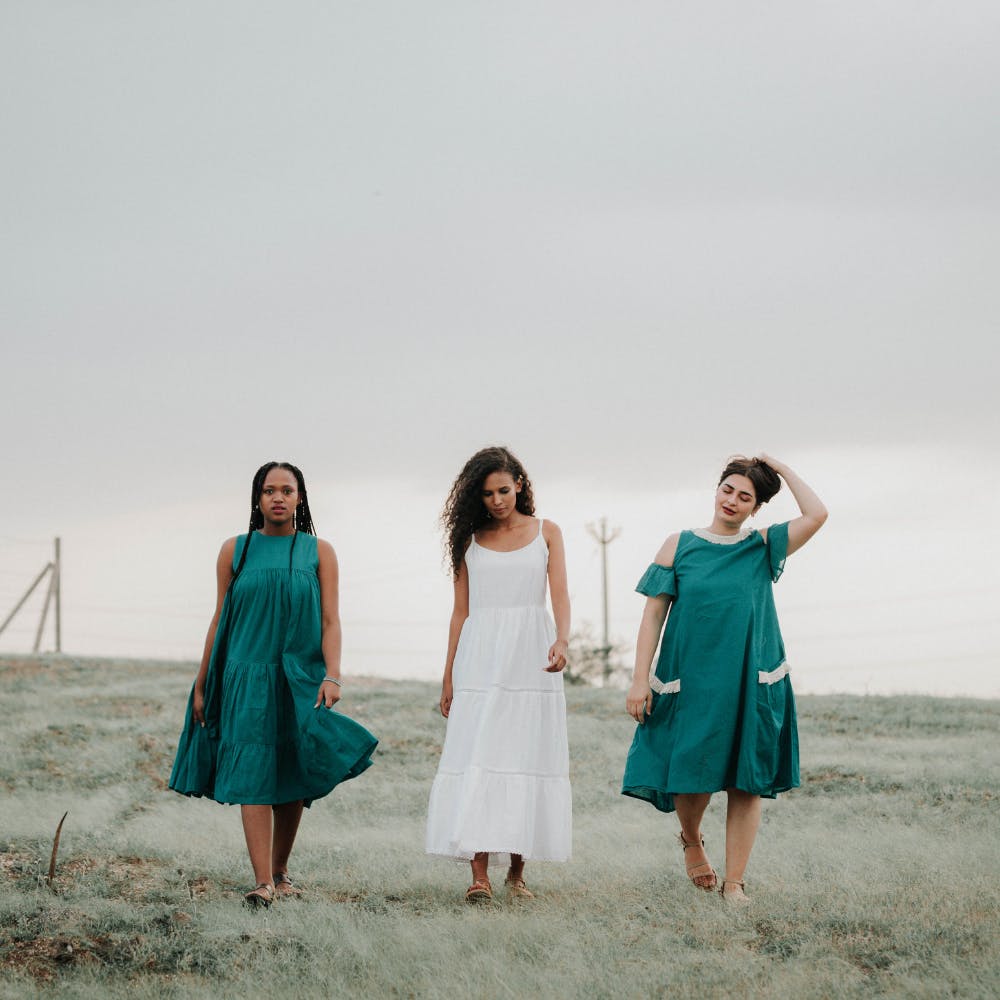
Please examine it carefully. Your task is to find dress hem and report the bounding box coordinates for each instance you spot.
[622,780,799,814]
[425,848,572,863]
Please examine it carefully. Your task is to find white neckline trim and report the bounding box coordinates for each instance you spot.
[691,527,752,545]
[472,518,544,554]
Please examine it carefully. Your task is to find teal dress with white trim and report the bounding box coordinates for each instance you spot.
[169,531,377,806]
[621,522,798,813]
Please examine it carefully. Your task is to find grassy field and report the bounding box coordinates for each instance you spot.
[1,654,998,999]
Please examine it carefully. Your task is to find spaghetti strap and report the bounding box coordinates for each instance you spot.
[537,518,544,539]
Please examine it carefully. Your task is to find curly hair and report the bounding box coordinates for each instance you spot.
[718,455,782,506]
[441,446,536,576]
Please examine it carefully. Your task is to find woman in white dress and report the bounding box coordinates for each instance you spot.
[426,446,572,902]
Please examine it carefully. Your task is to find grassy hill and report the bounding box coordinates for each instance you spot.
[1,655,998,999]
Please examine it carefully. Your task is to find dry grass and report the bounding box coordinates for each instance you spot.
[1,654,998,998]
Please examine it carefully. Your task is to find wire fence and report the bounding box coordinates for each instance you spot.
[2,535,997,694]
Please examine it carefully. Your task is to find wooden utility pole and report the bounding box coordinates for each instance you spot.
[0,537,62,653]
[586,517,620,685]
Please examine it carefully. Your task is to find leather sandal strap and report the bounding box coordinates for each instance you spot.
[677,832,705,851]
[686,861,716,876]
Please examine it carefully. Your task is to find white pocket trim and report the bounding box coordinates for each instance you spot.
[649,675,680,695]
[758,662,790,685]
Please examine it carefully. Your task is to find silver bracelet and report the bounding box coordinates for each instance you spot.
[323,676,342,687]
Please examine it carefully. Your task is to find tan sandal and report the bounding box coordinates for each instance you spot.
[677,832,718,891]
[504,870,535,900]
[720,879,751,905]
[465,877,493,904]
[243,882,274,909]
[273,872,303,899]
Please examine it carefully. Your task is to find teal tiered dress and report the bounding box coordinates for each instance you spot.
[621,523,798,813]
[169,531,377,806]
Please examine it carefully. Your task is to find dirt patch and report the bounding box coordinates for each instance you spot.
[1,930,162,983]
[136,734,171,791]
[78,695,165,718]
[918,786,995,807]
[830,922,896,975]
[0,657,53,679]
[1,851,44,882]
[4,935,97,983]
[749,918,806,959]
[1,850,174,901]
[799,769,904,795]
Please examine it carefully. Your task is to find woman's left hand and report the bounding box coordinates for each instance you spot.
[545,639,569,673]
[315,679,342,709]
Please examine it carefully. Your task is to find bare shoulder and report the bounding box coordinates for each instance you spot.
[218,536,238,561]
[653,532,681,567]
[541,518,563,544]
[315,537,338,562]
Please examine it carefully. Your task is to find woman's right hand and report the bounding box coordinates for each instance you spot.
[439,678,453,718]
[626,680,653,724]
[193,685,206,728]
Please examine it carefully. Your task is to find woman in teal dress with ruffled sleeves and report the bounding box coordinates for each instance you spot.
[169,461,378,908]
[622,454,827,904]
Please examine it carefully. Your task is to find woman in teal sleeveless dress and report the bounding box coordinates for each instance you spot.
[622,454,827,904]
[169,462,378,908]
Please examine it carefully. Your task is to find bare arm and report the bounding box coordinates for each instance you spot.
[192,537,236,727]
[543,520,571,673]
[625,532,678,724]
[439,560,470,718]
[758,453,828,556]
[315,539,342,709]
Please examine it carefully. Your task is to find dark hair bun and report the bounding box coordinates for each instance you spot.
[718,455,781,505]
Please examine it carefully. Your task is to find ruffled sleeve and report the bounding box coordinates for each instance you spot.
[765,521,789,582]
[636,563,676,598]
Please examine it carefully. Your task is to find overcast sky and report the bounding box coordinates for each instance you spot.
[2,3,998,695]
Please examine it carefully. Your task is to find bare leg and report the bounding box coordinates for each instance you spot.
[674,792,716,889]
[241,804,274,888]
[722,788,761,901]
[271,800,304,877]
[465,852,493,901]
[507,853,525,881]
[504,852,534,898]
[470,851,490,884]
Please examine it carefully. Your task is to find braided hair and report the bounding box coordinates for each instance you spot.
[441,446,535,577]
[229,461,317,590]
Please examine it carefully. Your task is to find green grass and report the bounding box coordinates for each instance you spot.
[1,654,998,998]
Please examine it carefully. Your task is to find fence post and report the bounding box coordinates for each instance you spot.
[0,562,53,641]
[54,537,61,653]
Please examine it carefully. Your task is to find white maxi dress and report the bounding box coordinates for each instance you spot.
[426,519,572,862]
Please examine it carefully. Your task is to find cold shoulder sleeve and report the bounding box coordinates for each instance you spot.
[636,563,676,598]
[765,521,789,582]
